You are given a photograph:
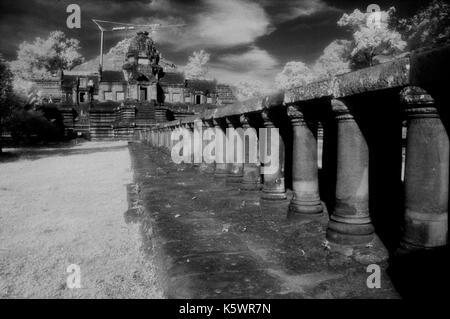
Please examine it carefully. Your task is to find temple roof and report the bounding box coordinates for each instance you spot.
[127,31,154,58]
[159,72,185,86]
[101,71,126,82]
[185,79,217,93]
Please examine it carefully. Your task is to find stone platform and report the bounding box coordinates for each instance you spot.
[127,142,399,299]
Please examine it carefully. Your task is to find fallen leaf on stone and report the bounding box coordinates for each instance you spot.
[321,240,331,250]
[222,223,231,233]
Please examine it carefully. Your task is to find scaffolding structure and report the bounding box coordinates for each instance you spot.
[92,19,185,70]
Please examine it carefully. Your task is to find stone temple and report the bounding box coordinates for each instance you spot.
[31,31,236,139]
[36,31,235,106]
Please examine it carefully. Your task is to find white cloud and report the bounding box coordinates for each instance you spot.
[218,46,278,72]
[209,46,280,87]
[262,0,340,23]
[141,0,273,50]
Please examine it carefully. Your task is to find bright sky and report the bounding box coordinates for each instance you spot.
[0,0,429,85]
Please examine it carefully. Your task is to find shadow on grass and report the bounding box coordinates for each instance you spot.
[0,142,128,163]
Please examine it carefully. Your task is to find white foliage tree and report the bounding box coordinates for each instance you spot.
[233,80,272,101]
[338,7,407,68]
[184,50,210,80]
[10,31,84,80]
[275,61,316,91]
[313,39,352,79]
[396,0,450,50]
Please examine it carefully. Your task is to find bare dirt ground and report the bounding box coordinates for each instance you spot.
[0,141,163,298]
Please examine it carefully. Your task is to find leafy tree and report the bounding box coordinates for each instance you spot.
[108,37,133,57]
[396,0,450,50]
[233,80,272,101]
[338,7,407,69]
[0,55,14,152]
[275,61,316,90]
[313,39,352,79]
[183,50,210,80]
[10,31,84,80]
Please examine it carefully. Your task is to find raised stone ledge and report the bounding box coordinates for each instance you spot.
[151,44,448,129]
[332,56,410,98]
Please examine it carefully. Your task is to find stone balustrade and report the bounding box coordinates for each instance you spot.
[137,44,449,252]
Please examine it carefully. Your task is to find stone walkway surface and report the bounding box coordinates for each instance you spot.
[128,142,399,299]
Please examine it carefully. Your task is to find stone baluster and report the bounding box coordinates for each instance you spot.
[165,127,169,150]
[213,119,228,178]
[326,99,374,245]
[167,126,172,151]
[192,121,203,167]
[226,117,244,185]
[400,86,449,250]
[287,105,323,219]
[184,123,195,165]
[152,129,156,146]
[240,114,261,190]
[162,127,167,151]
[260,110,287,200]
[201,119,215,173]
[156,128,161,148]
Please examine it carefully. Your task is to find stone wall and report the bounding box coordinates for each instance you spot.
[138,44,449,254]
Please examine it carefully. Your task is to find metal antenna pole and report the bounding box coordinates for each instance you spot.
[92,20,105,71]
[100,30,104,69]
[92,18,186,72]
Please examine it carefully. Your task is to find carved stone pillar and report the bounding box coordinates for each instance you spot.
[192,121,203,166]
[400,87,449,249]
[287,106,323,219]
[163,127,168,151]
[166,127,170,150]
[326,99,374,245]
[226,117,244,184]
[240,114,261,190]
[260,110,287,200]
[168,126,174,151]
[157,128,161,147]
[157,129,162,148]
[200,119,215,173]
[185,123,196,165]
[213,119,228,178]
[163,127,168,150]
